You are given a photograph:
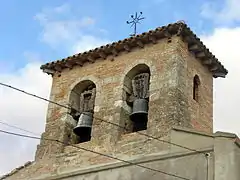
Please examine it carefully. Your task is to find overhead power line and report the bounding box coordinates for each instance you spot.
[0,121,40,136]
[0,129,192,180]
[0,118,209,178]
[0,82,202,153]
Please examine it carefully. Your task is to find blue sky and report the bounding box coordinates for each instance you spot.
[1,0,239,72]
[1,0,240,176]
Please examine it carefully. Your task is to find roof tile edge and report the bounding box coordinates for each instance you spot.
[40,21,228,78]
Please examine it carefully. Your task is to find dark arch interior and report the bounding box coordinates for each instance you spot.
[193,75,200,101]
[123,64,151,133]
[69,80,96,144]
[124,64,151,91]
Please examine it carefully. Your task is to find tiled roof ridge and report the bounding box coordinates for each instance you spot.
[0,161,32,180]
[40,21,228,78]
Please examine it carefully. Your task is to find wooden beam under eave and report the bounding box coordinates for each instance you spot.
[163,30,171,38]
[183,36,192,43]
[111,48,118,56]
[65,63,73,69]
[87,56,96,63]
[55,64,62,72]
[163,30,172,43]
[202,58,212,65]
[212,72,226,78]
[188,44,200,52]
[123,44,131,52]
[154,29,164,37]
[75,59,83,66]
[209,65,218,71]
[149,35,157,44]
[43,68,55,75]
[195,51,205,58]
[99,51,107,59]
[136,40,144,48]
[65,60,75,69]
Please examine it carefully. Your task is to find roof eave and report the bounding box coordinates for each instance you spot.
[40,22,228,79]
[213,71,228,78]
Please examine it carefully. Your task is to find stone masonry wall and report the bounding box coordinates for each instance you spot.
[177,39,213,133]
[3,127,218,180]
[2,35,214,180]
[35,35,213,162]
[14,151,213,180]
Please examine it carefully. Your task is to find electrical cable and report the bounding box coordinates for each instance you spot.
[0,82,202,153]
[0,129,192,180]
[0,121,40,136]
[0,82,210,179]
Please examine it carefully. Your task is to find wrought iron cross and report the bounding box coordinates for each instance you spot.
[126,12,145,37]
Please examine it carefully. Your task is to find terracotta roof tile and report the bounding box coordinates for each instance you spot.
[40,21,228,78]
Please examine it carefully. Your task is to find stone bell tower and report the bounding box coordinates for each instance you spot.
[34,21,227,165]
[3,21,234,180]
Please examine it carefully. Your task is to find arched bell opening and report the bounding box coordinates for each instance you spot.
[122,64,150,133]
[69,80,96,144]
[193,75,200,102]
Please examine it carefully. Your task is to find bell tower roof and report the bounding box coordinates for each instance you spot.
[40,21,228,78]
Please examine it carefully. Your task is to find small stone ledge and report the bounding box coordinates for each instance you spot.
[172,127,240,143]
[33,148,212,180]
[234,138,240,148]
[213,131,240,148]
[172,126,214,138]
[214,131,238,138]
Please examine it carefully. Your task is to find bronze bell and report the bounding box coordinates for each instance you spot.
[130,98,148,121]
[73,112,93,136]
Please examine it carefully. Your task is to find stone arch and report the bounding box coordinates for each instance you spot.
[68,76,100,103]
[121,63,151,133]
[123,64,151,93]
[68,79,97,143]
[120,59,154,84]
[69,80,96,112]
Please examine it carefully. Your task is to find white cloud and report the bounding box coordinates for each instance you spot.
[80,17,96,27]
[1,27,239,176]
[72,35,109,54]
[23,51,42,63]
[201,0,240,25]
[201,27,240,136]
[0,61,52,175]
[0,4,110,176]
[2,1,240,177]
[34,4,109,53]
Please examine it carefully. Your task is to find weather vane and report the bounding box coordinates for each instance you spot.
[126,12,145,37]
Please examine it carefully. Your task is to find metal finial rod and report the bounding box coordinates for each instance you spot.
[126,12,145,37]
